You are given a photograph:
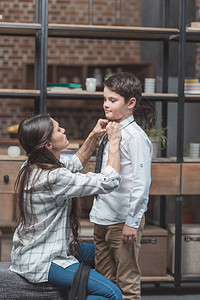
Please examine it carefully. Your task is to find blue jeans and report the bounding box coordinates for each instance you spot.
[48,243,122,300]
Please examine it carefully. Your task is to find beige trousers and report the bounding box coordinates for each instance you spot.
[94,215,145,300]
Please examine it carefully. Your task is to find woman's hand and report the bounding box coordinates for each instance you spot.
[92,119,109,138]
[76,119,108,166]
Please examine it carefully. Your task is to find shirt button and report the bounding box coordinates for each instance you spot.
[103,152,106,155]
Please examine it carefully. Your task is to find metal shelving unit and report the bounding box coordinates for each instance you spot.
[0,0,200,288]
[0,22,41,35]
[0,89,40,98]
[0,19,42,113]
[48,23,179,40]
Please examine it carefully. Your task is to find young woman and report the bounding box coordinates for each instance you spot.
[10,114,122,300]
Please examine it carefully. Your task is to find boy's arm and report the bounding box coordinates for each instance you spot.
[122,134,152,243]
[121,225,138,243]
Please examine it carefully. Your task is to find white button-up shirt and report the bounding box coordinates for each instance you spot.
[90,115,152,228]
[10,155,121,283]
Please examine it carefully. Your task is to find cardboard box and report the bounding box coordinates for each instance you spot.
[139,225,168,276]
[167,224,200,276]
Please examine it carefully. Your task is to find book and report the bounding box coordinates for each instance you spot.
[187,22,200,28]
[185,78,199,83]
[47,83,82,88]
[47,86,82,92]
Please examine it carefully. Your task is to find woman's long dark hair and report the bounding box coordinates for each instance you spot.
[15,114,80,245]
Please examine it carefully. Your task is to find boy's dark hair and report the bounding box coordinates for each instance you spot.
[104,72,142,110]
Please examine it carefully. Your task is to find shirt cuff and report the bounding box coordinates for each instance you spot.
[73,154,84,171]
[102,165,122,180]
[126,215,142,229]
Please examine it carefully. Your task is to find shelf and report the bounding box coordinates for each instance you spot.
[181,275,200,283]
[181,164,200,194]
[185,28,200,42]
[143,93,178,101]
[0,89,40,98]
[0,155,26,161]
[48,24,179,41]
[1,89,199,102]
[185,94,200,102]
[171,28,200,42]
[47,90,104,100]
[0,138,20,145]
[47,91,178,101]
[141,275,174,283]
[183,157,200,162]
[0,22,41,36]
[150,164,181,195]
[0,221,16,229]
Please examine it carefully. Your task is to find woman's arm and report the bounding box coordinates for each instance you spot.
[50,165,121,200]
[76,119,108,166]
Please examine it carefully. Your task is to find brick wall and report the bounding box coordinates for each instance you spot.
[0,0,141,139]
[195,0,200,77]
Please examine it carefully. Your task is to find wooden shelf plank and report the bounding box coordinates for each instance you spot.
[186,28,200,42]
[181,164,200,195]
[0,221,16,228]
[0,155,26,161]
[1,89,198,102]
[47,90,103,100]
[171,29,200,42]
[141,275,174,282]
[48,24,179,40]
[143,93,178,101]
[0,22,41,35]
[150,163,181,195]
[185,94,200,102]
[0,89,40,98]
[47,91,178,101]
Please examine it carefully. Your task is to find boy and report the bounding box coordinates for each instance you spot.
[90,72,152,300]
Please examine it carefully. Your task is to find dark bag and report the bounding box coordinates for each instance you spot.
[69,262,90,300]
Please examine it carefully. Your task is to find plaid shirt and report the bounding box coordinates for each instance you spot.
[10,155,121,283]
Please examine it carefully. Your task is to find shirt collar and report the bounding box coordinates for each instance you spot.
[118,115,134,130]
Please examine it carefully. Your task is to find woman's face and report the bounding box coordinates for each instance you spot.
[48,118,69,158]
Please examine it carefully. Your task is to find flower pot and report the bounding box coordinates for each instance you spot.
[150,137,159,159]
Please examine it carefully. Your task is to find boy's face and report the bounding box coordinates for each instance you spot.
[103,86,135,123]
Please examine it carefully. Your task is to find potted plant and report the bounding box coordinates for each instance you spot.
[142,113,167,159]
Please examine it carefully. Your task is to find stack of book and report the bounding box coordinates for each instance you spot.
[186,22,200,30]
[184,78,200,94]
[47,83,82,92]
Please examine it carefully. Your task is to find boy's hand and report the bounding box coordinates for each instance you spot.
[121,224,137,243]
[92,119,109,138]
[106,121,121,143]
